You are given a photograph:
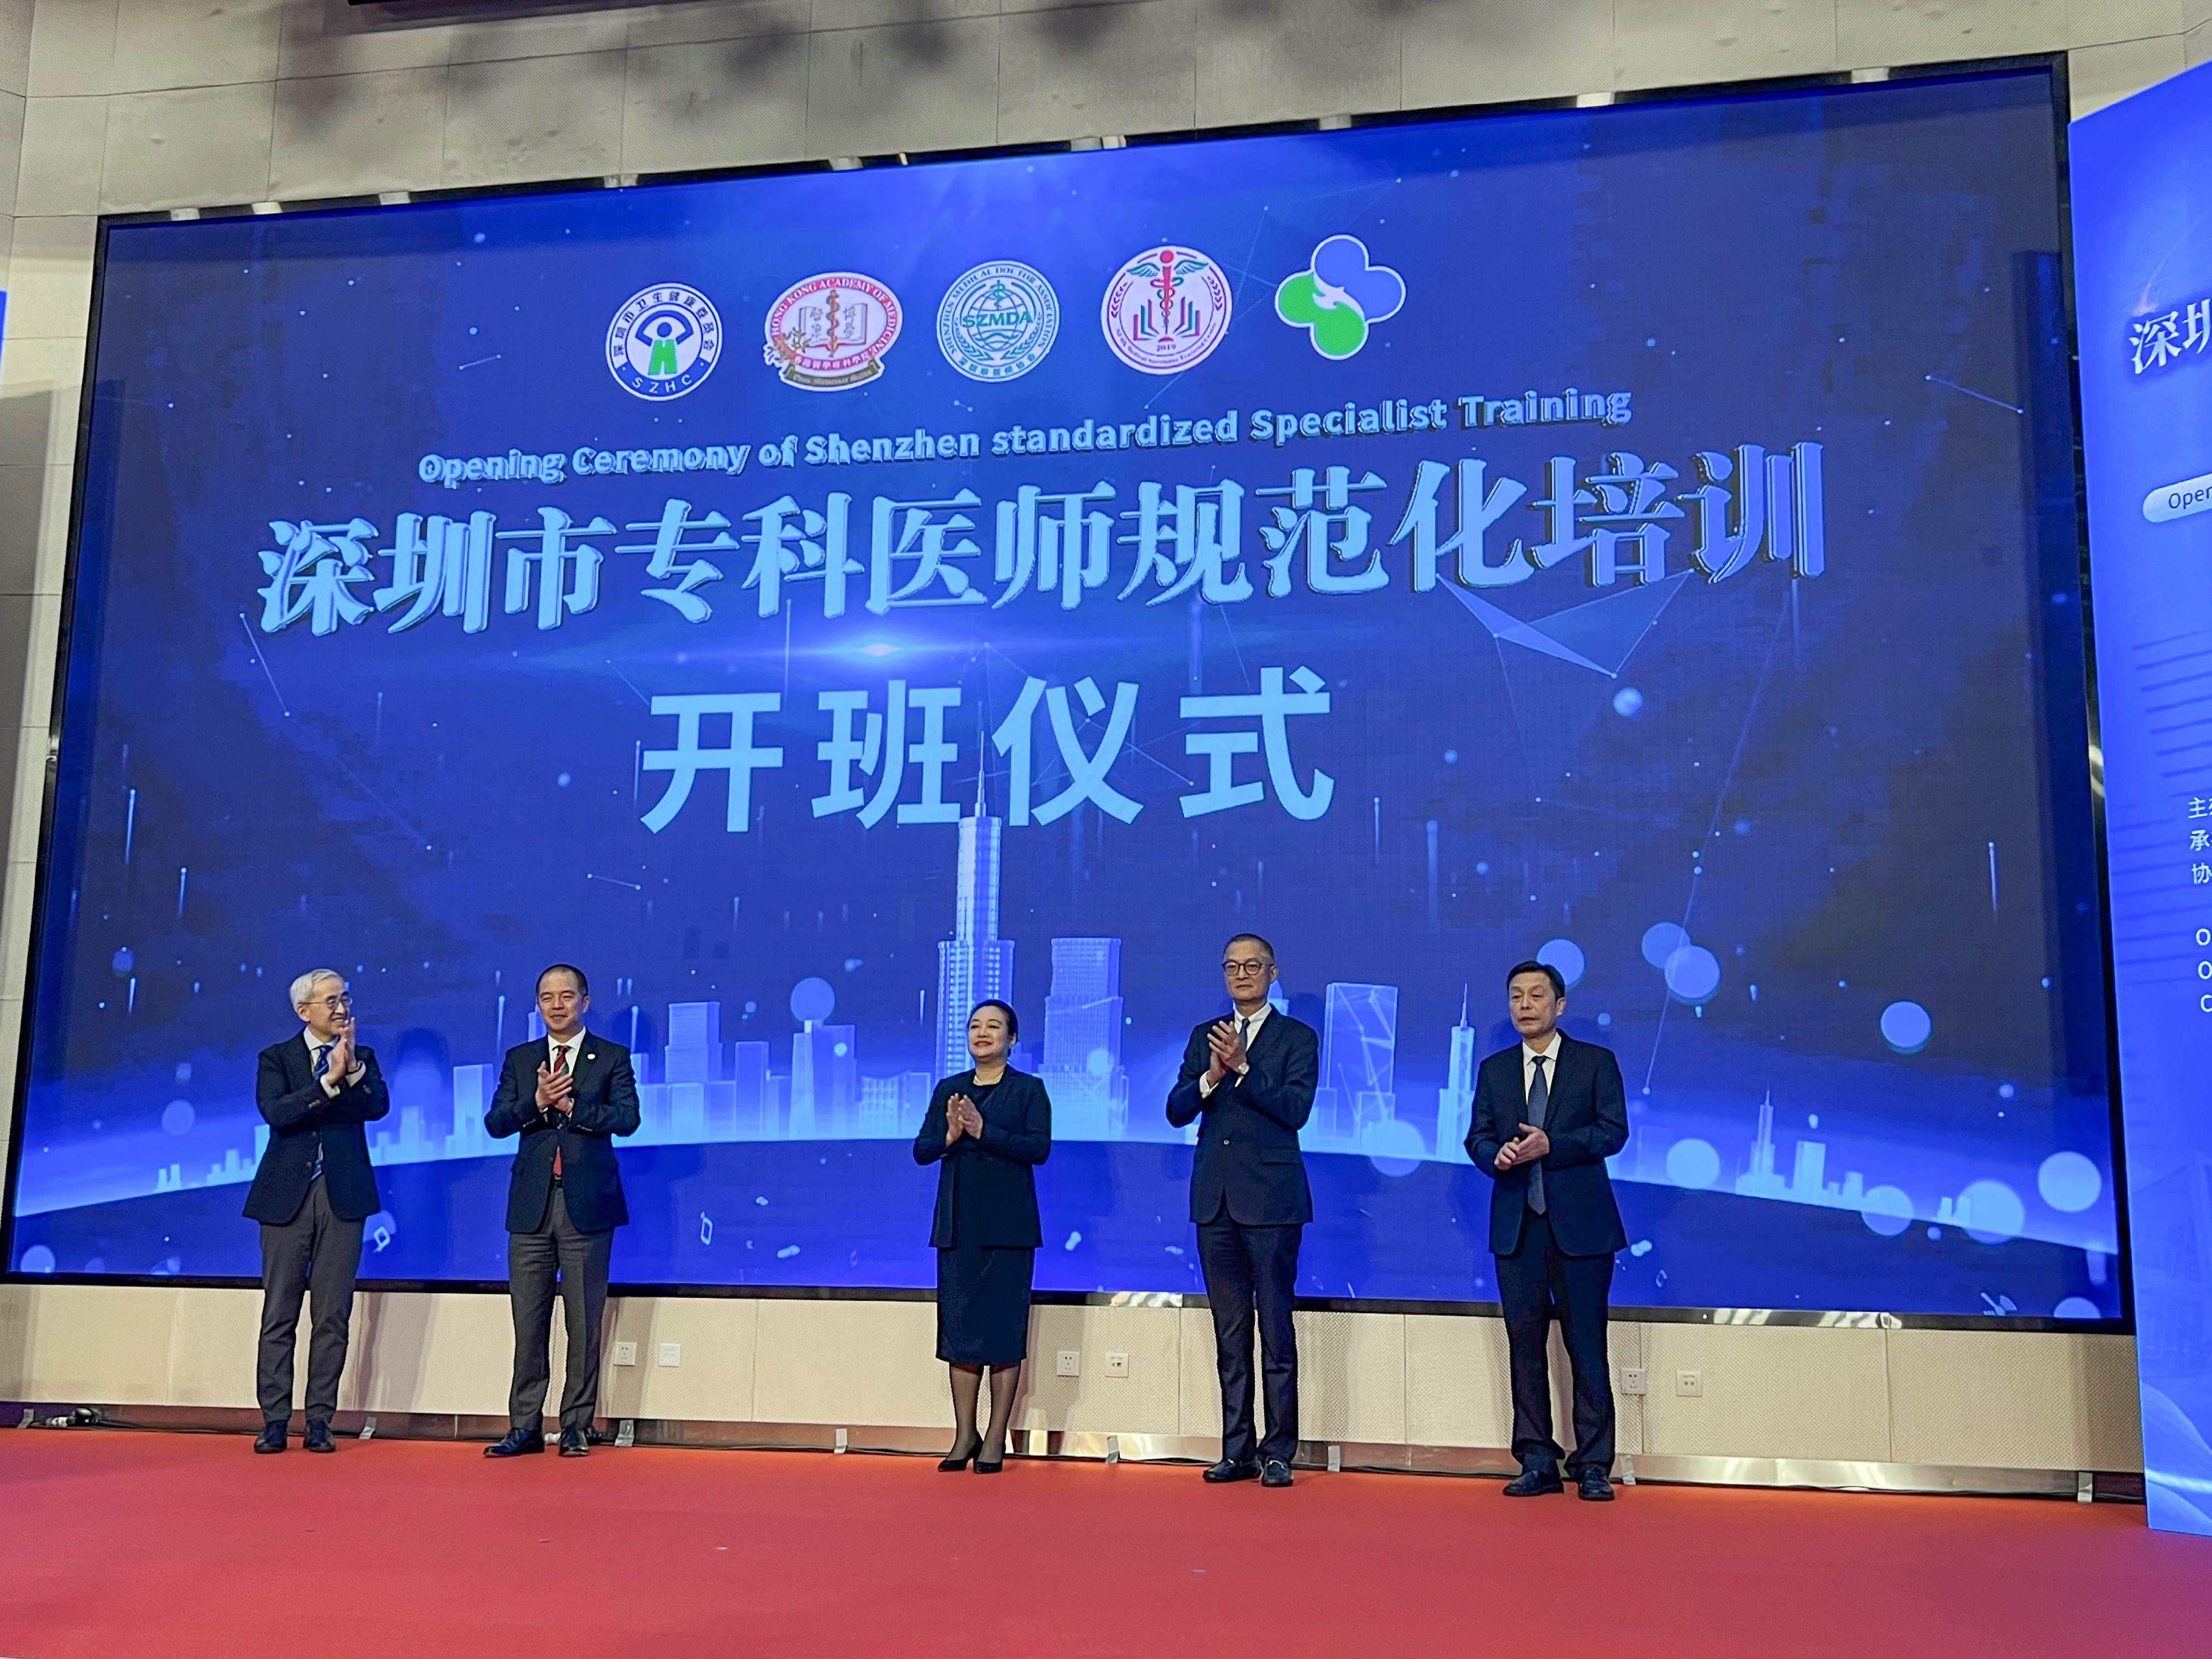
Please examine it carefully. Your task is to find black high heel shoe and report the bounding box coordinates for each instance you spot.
[974,1451,1006,1474]
[938,1437,981,1472]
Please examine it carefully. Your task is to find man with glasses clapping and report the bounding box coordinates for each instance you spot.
[1166,933,1319,1490]
[244,969,390,1454]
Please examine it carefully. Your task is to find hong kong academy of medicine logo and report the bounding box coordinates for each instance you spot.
[764,272,902,392]
[1275,236,1404,360]
[1101,244,1232,374]
[937,260,1060,383]
[606,283,722,399]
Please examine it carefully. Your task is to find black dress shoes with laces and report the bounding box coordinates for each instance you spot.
[253,1423,286,1454]
[483,1428,546,1458]
[304,1422,335,1453]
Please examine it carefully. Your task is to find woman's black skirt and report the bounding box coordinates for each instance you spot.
[935,1243,1036,1366]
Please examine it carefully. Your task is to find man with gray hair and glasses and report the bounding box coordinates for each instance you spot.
[243,969,389,1454]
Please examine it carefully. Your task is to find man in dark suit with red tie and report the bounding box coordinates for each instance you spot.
[1167,933,1320,1490]
[1468,959,1631,1501]
[483,963,640,1459]
[246,969,390,1454]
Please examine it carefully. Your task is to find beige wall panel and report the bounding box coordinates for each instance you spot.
[1613,0,1839,91]
[1295,1309,1406,1444]
[340,1290,513,1416]
[269,66,451,201]
[109,0,283,96]
[747,1297,947,1427]
[620,32,812,176]
[1177,1305,1222,1439]
[0,335,87,472]
[100,82,275,212]
[1400,0,1613,112]
[6,215,95,341]
[1404,1313,1514,1448]
[441,50,625,190]
[25,0,117,101]
[158,1284,258,1406]
[1642,1324,1891,1462]
[2070,34,2189,117]
[600,1294,758,1421]
[1021,1303,1183,1434]
[996,0,1198,145]
[276,0,453,80]
[1888,1331,2142,1470]
[803,16,1000,158]
[1836,0,2066,67]
[1194,0,1402,128]
[10,1282,186,1400]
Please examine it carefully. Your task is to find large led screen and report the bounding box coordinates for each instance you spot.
[4,66,2119,1317]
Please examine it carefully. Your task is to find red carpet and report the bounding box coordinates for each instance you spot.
[1,1430,2203,1657]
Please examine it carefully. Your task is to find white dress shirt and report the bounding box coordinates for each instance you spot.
[1199,1003,1271,1098]
[1521,1030,1563,1113]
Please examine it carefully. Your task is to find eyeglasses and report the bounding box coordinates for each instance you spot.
[309,996,353,1011]
[1221,961,1272,977]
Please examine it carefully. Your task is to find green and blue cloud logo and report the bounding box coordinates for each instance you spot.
[1274,236,1405,359]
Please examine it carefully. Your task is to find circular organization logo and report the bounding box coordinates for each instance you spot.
[763,272,902,393]
[937,260,1060,383]
[1100,244,1232,375]
[607,284,722,400]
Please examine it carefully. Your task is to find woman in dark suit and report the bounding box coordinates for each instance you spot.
[912,999,1052,1473]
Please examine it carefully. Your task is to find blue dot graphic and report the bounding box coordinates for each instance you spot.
[1663,946,1721,1002]
[789,977,836,1024]
[1879,1000,1932,1053]
[2037,1151,2101,1213]
[1536,937,1586,989]
[1612,687,1644,717]
[1641,922,1689,968]
[1665,1138,1720,1188]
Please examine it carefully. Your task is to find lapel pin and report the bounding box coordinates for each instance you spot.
[586,1052,596,1062]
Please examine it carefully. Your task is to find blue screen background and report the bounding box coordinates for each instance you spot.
[4,69,2119,1318]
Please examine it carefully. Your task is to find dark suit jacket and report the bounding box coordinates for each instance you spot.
[484,1035,641,1234]
[911,1068,1052,1249]
[1467,1032,1630,1257]
[1165,1011,1318,1227]
[244,1034,390,1226]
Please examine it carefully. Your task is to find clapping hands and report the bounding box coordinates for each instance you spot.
[944,1093,985,1146]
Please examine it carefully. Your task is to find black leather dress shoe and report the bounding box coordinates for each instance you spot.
[304,1422,335,1454]
[558,1427,589,1458]
[253,1423,286,1454]
[1202,1459,1260,1484]
[1577,1470,1616,1501]
[1260,1458,1293,1488]
[1503,1462,1564,1496]
[483,1428,546,1458]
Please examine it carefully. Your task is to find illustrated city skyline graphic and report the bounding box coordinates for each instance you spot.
[66,788,2089,1283]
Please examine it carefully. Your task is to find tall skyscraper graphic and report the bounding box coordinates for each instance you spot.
[1041,936,1129,1140]
[1736,1092,1789,1198]
[1313,982,1399,1147]
[1436,988,1477,1160]
[936,781,1015,1081]
[792,1023,858,1136]
[664,1001,723,1085]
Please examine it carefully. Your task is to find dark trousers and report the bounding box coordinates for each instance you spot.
[1197,1218,1301,1464]
[255,1178,364,1428]
[507,1185,613,1433]
[1496,1209,1616,1475]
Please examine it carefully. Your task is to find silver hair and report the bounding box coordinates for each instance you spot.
[289,968,347,1014]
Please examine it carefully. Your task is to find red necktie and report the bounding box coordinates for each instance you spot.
[551,1044,568,1177]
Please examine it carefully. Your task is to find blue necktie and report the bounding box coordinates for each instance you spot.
[309,1044,331,1183]
[1525,1056,1550,1215]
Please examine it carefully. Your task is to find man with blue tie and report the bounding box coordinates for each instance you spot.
[1468,960,1631,1501]
[245,970,390,1454]
[483,964,641,1459]
[1167,933,1320,1489]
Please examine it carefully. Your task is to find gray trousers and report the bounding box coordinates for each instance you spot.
[256,1178,364,1427]
[507,1186,612,1433]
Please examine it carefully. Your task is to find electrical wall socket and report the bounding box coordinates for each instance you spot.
[1619,1366,1647,1396]
[1056,1349,1081,1378]
[611,1340,639,1367]
[1674,1368,1703,1398]
[658,1342,682,1368]
[1104,1351,1130,1378]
